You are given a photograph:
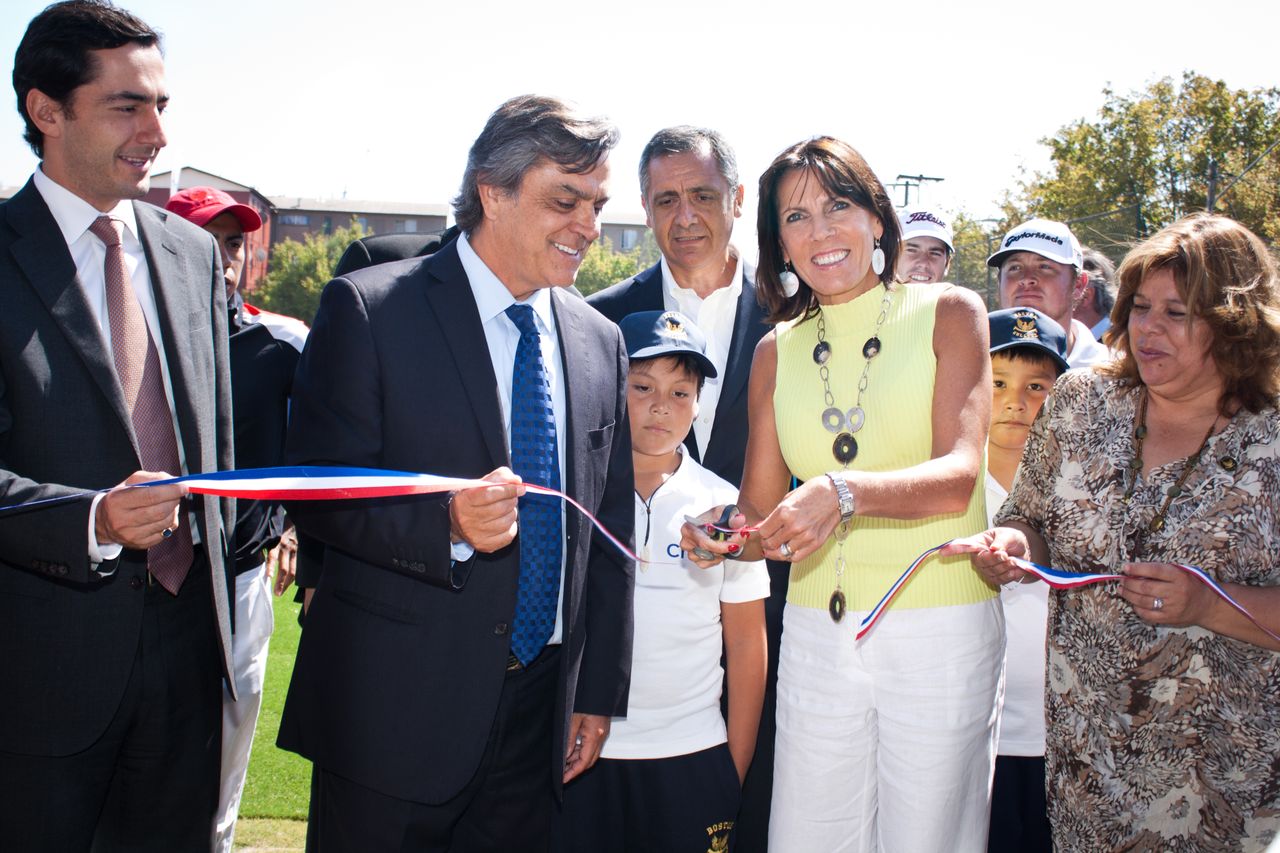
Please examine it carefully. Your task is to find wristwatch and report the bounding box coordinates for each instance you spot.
[825,472,855,524]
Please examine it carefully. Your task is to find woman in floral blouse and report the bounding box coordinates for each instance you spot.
[949,213,1280,852]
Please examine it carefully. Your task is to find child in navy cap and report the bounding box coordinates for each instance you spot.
[984,306,1068,853]
[560,310,768,852]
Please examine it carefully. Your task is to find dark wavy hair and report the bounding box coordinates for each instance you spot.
[756,137,901,324]
[13,0,160,158]
[452,95,619,234]
[1100,213,1280,415]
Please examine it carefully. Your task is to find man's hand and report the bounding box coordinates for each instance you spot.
[268,525,298,595]
[449,467,523,553]
[563,713,610,784]
[95,471,186,550]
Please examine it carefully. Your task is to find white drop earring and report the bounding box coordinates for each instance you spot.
[780,263,800,298]
[871,238,886,277]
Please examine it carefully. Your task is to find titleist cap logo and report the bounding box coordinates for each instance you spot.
[906,211,947,227]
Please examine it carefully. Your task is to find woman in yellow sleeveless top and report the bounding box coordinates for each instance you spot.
[684,138,1001,852]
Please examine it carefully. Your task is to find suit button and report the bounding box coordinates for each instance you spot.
[57,565,68,576]
[130,576,143,590]
[493,622,508,635]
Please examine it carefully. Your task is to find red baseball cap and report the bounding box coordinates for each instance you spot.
[165,186,262,232]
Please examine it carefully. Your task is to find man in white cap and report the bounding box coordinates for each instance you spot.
[988,218,1110,368]
[895,206,953,285]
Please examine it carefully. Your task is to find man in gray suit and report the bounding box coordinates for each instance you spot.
[587,127,777,850]
[0,3,234,850]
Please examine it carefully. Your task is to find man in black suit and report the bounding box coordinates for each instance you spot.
[278,94,634,852]
[586,126,778,850]
[0,3,234,850]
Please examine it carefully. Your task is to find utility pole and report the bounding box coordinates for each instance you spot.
[892,173,944,207]
[1207,158,1218,211]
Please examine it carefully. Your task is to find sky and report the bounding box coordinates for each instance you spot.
[2,0,1277,253]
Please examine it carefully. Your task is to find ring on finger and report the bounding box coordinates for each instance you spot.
[779,542,793,559]
[161,527,174,539]
[1153,596,1164,611]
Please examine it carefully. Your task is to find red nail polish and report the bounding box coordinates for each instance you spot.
[727,544,740,554]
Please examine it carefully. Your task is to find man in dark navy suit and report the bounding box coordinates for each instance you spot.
[279,95,634,853]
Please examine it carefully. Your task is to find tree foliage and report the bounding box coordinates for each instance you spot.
[1015,72,1280,248]
[574,237,643,297]
[945,211,1005,308]
[253,219,369,324]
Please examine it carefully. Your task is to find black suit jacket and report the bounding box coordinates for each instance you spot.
[277,238,634,804]
[0,179,235,756]
[588,260,769,486]
[333,226,461,278]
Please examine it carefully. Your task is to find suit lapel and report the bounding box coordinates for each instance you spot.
[135,202,206,472]
[630,263,664,313]
[420,242,508,470]
[6,182,135,447]
[709,269,761,443]
[552,290,594,549]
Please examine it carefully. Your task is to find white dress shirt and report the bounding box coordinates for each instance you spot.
[456,232,569,644]
[32,167,194,563]
[660,251,742,457]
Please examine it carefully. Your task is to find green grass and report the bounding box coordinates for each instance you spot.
[239,592,311,820]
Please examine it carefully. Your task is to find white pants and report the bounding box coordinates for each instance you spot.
[770,598,1004,853]
[213,565,275,853]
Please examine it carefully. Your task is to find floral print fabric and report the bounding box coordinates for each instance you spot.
[997,369,1280,852]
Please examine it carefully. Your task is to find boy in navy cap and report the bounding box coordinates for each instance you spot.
[561,310,768,852]
[984,306,1068,853]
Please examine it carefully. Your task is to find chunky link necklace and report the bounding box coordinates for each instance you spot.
[812,284,893,622]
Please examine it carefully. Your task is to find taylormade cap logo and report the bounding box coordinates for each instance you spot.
[986,218,1083,269]
[1005,229,1064,248]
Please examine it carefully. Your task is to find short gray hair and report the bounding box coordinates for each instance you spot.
[638,126,739,199]
[452,95,620,234]
[1082,247,1117,314]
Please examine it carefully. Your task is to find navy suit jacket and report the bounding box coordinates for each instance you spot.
[588,260,769,486]
[0,179,235,756]
[278,238,634,804]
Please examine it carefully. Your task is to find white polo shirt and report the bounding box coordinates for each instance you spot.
[604,451,769,760]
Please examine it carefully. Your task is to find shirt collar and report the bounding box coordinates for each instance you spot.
[32,166,141,248]
[659,249,743,304]
[457,230,555,333]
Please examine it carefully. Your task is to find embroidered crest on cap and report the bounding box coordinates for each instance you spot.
[1012,310,1040,339]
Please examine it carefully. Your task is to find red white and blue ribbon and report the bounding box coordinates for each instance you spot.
[148,466,642,566]
[856,541,1280,645]
[4,466,1275,641]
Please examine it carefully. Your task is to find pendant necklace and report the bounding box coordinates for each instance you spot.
[1122,387,1219,558]
[813,284,893,622]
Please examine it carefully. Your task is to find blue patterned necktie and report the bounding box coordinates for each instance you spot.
[505,303,562,666]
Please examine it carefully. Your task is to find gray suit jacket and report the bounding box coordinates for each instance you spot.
[0,178,235,756]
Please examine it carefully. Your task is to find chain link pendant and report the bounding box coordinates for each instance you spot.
[813,340,831,365]
[833,433,858,464]
[829,589,847,623]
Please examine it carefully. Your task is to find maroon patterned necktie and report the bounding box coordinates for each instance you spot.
[89,216,193,594]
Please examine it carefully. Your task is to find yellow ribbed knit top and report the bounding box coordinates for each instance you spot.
[774,283,993,612]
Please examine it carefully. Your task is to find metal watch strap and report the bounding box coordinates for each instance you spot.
[826,472,855,523]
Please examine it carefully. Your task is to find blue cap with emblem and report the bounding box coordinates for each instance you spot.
[988,307,1070,374]
[619,310,718,379]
